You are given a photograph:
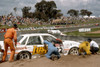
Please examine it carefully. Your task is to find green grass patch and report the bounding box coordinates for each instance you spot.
[65,28,100,37]
[0,24,66,28]
[91,28,100,32]
[84,33,100,37]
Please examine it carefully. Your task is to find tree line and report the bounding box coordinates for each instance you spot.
[67,9,92,17]
[13,0,93,21]
[21,0,63,21]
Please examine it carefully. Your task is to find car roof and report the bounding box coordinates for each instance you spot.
[20,33,54,37]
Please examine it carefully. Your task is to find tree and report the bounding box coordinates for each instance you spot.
[87,11,92,17]
[80,9,92,17]
[55,10,63,18]
[80,9,88,17]
[34,0,63,21]
[22,6,31,18]
[28,12,34,18]
[7,12,13,16]
[67,9,79,17]
[13,7,17,16]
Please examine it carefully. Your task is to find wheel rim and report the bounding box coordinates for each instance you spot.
[19,53,30,59]
[70,48,78,55]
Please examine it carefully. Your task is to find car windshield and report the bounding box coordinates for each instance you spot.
[43,36,56,42]
[17,36,23,42]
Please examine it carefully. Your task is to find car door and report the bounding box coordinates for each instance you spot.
[26,36,45,55]
[15,36,28,53]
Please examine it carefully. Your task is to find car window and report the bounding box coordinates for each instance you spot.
[17,36,23,42]
[42,36,56,42]
[21,37,27,45]
[27,36,41,45]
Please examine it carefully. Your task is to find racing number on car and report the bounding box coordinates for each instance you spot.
[32,46,48,55]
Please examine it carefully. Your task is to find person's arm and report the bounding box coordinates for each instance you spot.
[44,43,47,49]
[44,40,48,48]
[14,30,17,46]
[44,40,50,44]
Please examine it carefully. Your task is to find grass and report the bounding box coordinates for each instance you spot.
[65,28,100,37]
[91,28,100,32]
[0,24,66,28]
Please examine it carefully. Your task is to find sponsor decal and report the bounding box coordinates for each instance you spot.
[32,46,48,55]
[16,47,27,50]
[7,47,27,54]
[8,47,26,51]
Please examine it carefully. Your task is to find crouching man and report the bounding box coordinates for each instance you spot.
[87,38,99,54]
[44,40,61,61]
[79,41,91,56]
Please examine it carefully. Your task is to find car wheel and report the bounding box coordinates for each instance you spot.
[69,47,79,55]
[16,51,31,60]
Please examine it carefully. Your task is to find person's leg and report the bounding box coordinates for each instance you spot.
[2,40,8,62]
[45,49,53,59]
[90,47,95,54]
[8,40,15,62]
[53,49,60,59]
[78,48,82,55]
[94,47,99,53]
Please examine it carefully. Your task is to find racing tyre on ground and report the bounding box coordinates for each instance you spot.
[69,47,79,55]
[16,51,31,60]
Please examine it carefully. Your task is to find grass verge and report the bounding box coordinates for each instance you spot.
[65,28,100,37]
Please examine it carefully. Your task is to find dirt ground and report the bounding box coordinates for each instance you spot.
[89,30,100,33]
[0,55,100,67]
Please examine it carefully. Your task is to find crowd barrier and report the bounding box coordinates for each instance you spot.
[79,28,91,32]
[0,26,60,33]
[17,26,56,31]
[0,24,92,33]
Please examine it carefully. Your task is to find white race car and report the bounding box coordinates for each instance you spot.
[0,33,80,60]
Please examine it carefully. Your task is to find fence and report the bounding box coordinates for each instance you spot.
[78,28,91,32]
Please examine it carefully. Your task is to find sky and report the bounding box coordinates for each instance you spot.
[0,0,100,17]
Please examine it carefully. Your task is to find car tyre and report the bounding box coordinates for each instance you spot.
[69,47,79,55]
[16,51,31,60]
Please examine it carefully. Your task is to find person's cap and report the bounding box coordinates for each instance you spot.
[13,24,18,28]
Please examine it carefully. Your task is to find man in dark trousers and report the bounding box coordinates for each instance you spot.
[87,38,99,54]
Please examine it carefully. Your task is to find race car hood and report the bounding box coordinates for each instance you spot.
[62,40,80,47]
